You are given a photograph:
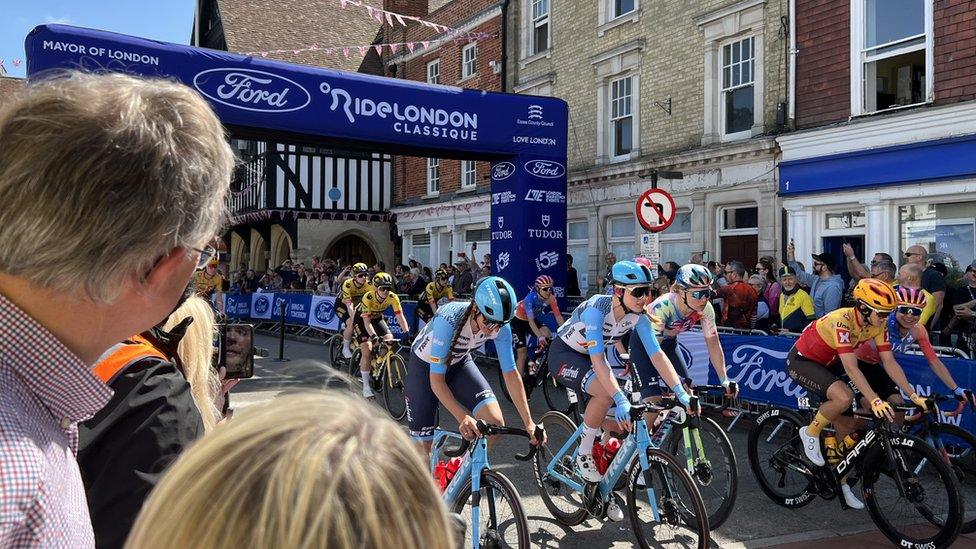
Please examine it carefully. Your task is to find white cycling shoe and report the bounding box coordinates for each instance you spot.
[576,454,603,483]
[841,483,864,510]
[342,341,353,359]
[799,427,825,467]
[606,499,624,522]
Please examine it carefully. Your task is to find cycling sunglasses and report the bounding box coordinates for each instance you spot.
[626,285,652,298]
[539,286,553,292]
[687,288,715,300]
[897,305,923,316]
[355,274,368,279]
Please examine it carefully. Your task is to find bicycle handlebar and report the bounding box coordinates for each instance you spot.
[903,393,968,422]
[691,385,734,412]
[630,396,700,421]
[442,420,545,462]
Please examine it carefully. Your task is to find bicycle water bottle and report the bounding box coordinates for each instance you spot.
[434,460,450,491]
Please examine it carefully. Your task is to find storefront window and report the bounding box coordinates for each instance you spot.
[825,210,866,230]
[607,215,636,261]
[900,201,976,270]
[661,212,692,265]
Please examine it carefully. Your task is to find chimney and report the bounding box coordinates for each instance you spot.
[383,0,428,18]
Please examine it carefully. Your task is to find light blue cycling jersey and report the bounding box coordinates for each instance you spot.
[411,301,517,375]
[556,294,661,357]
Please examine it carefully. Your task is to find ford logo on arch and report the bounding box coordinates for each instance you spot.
[193,68,311,113]
[524,159,566,179]
[491,162,516,181]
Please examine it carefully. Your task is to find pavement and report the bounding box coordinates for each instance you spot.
[233,334,976,548]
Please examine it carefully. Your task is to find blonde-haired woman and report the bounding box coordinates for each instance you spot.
[126,392,455,549]
[162,295,224,430]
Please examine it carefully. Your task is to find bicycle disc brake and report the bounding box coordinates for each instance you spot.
[693,459,713,486]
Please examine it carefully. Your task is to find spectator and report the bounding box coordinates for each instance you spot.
[690,251,704,265]
[905,245,947,327]
[748,274,771,331]
[842,244,895,282]
[757,258,781,325]
[0,71,232,547]
[707,261,728,287]
[787,241,844,317]
[422,266,434,284]
[898,263,938,327]
[401,270,426,299]
[452,256,474,297]
[777,266,816,333]
[240,269,260,293]
[661,262,680,284]
[126,393,455,549]
[195,257,223,308]
[715,261,758,329]
[566,254,581,296]
[871,260,898,284]
[277,259,297,287]
[294,264,309,289]
[946,263,976,346]
[596,252,617,293]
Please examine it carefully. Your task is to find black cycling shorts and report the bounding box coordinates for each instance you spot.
[786,347,845,399]
[405,352,496,440]
[631,336,689,399]
[510,317,543,350]
[336,300,352,322]
[848,360,899,402]
[354,314,391,344]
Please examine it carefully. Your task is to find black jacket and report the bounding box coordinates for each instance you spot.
[78,324,205,549]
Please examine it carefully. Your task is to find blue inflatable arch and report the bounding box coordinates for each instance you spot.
[25,24,569,297]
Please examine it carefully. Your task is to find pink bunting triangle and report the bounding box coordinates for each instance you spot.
[373,44,383,55]
[365,6,374,17]
[342,47,350,58]
[385,12,394,27]
[12,59,21,67]
[395,14,406,26]
[356,45,367,56]
[421,41,430,49]
[389,43,399,54]
[406,42,415,52]
[261,52,268,57]
[339,0,348,7]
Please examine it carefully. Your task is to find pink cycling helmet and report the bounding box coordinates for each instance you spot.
[896,286,927,308]
[535,275,553,287]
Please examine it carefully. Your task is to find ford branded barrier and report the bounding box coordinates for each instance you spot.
[223,292,417,337]
[26,24,569,301]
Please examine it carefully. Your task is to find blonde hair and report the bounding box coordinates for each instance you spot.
[126,392,454,549]
[162,296,221,431]
[0,70,233,302]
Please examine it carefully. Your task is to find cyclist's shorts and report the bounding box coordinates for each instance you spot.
[336,300,351,322]
[548,338,601,395]
[405,352,496,441]
[848,360,899,402]
[354,315,390,344]
[631,336,689,399]
[786,347,844,399]
[415,300,434,323]
[510,317,542,350]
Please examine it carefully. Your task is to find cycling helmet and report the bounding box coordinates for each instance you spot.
[372,272,394,288]
[610,260,654,287]
[535,275,553,287]
[352,262,368,274]
[896,286,927,308]
[675,264,713,289]
[633,256,653,269]
[435,268,449,279]
[474,276,517,324]
[852,278,898,312]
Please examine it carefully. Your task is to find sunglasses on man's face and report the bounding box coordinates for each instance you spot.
[688,288,715,300]
[627,285,652,299]
[539,286,552,292]
[356,274,367,279]
[905,252,921,257]
[897,305,923,316]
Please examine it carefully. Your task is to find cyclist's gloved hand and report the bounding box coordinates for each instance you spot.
[612,391,633,431]
[954,387,976,408]
[909,392,929,412]
[673,384,700,415]
[720,376,739,398]
[871,398,895,422]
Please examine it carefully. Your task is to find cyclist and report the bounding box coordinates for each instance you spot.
[854,286,975,409]
[787,279,928,471]
[630,264,738,407]
[356,272,410,399]
[406,276,543,453]
[549,261,693,497]
[415,268,454,331]
[339,263,373,358]
[511,275,565,377]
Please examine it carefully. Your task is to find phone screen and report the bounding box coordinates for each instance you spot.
[218,323,255,379]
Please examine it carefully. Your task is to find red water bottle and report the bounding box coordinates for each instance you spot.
[434,460,449,492]
[604,437,621,466]
[593,441,608,474]
[445,457,463,485]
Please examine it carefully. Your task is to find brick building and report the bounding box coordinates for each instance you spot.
[509,0,789,291]
[779,0,976,278]
[384,0,505,269]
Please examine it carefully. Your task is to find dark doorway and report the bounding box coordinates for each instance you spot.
[721,235,758,268]
[326,234,376,267]
[821,235,864,291]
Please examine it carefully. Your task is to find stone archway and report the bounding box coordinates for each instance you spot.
[324,231,378,267]
[270,224,293,269]
[250,229,268,272]
[229,231,248,274]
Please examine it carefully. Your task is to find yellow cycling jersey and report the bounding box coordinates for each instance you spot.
[795,307,891,366]
[341,278,374,305]
[422,281,454,304]
[358,290,403,317]
[779,289,816,332]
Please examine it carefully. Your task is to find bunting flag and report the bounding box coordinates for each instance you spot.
[238,31,497,59]
[332,0,488,40]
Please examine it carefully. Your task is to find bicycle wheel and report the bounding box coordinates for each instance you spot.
[382,353,408,421]
[863,433,963,548]
[348,349,364,381]
[926,423,976,534]
[451,469,530,549]
[328,336,347,371]
[747,408,816,508]
[533,411,588,526]
[664,416,738,529]
[626,447,710,549]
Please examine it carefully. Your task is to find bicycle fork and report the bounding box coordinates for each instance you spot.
[681,419,710,480]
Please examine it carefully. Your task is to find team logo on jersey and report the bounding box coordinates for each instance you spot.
[836,328,851,344]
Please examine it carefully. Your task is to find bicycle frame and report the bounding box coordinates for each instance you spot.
[652,410,708,475]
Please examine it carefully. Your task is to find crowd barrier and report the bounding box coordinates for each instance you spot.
[224,292,976,431]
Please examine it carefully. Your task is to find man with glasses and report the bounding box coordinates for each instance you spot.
[904,245,947,328]
[842,243,894,283]
[415,268,454,332]
[339,263,374,358]
[778,266,816,333]
[511,275,566,380]
[715,260,758,329]
[787,240,844,318]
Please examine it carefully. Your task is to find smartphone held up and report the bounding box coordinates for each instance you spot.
[215,323,255,379]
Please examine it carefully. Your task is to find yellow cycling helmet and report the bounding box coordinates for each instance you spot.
[853,278,898,312]
[352,262,368,274]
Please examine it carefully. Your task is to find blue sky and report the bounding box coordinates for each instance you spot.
[1,0,196,78]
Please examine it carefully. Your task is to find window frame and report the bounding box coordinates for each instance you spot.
[609,75,635,162]
[606,215,636,260]
[718,205,759,237]
[530,0,550,56]
[719,35,756,140]
[426,158,440,195]
[460,160,477,189]
[567,219,590,292]
[659,211,692,265]
[410,233,431,267]
[461,43,477,80]
[426,59,440,85]
[850,0,933,116]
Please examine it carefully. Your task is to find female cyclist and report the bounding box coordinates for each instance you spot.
[511,275,565,376]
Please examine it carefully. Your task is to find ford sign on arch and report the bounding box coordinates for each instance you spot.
[193,68,311,113]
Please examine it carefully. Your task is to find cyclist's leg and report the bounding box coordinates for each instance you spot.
[510,318,530,376]
[852,360,904,428]
[787,348,852,465]
[342,303,357,349]
[404,352,439,455]
[336,301,353,356]
[355,316,375,397]
[449,354,504,448]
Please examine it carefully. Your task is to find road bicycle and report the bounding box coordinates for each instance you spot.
[348,337,408,420]
[748,399,964,548]
[326,331,349,371]
[903,393,976,533]
[430,421,543,549]
[534,398,710,549]
[495,339,577,417]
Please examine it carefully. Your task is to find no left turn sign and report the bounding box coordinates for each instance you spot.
[635,188,676,233]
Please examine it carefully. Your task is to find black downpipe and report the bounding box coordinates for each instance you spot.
[500,0,510,92]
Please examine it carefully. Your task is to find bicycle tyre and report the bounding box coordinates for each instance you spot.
[533,411,588,526]
[451,469,530,549]
[664,415,738,529]
[329,336,347,371]
[626,447,710,549]
[933,423,976,533]
[383,353,408,421]
[348,349,364,381]
[863,432,963,549]
[746,407,816,508]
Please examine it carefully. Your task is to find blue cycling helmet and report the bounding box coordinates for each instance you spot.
[610,260,654,286]
[474,276,517,324]
[675,264,713,289]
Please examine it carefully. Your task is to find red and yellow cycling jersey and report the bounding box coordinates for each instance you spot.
[795,307,891,366]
